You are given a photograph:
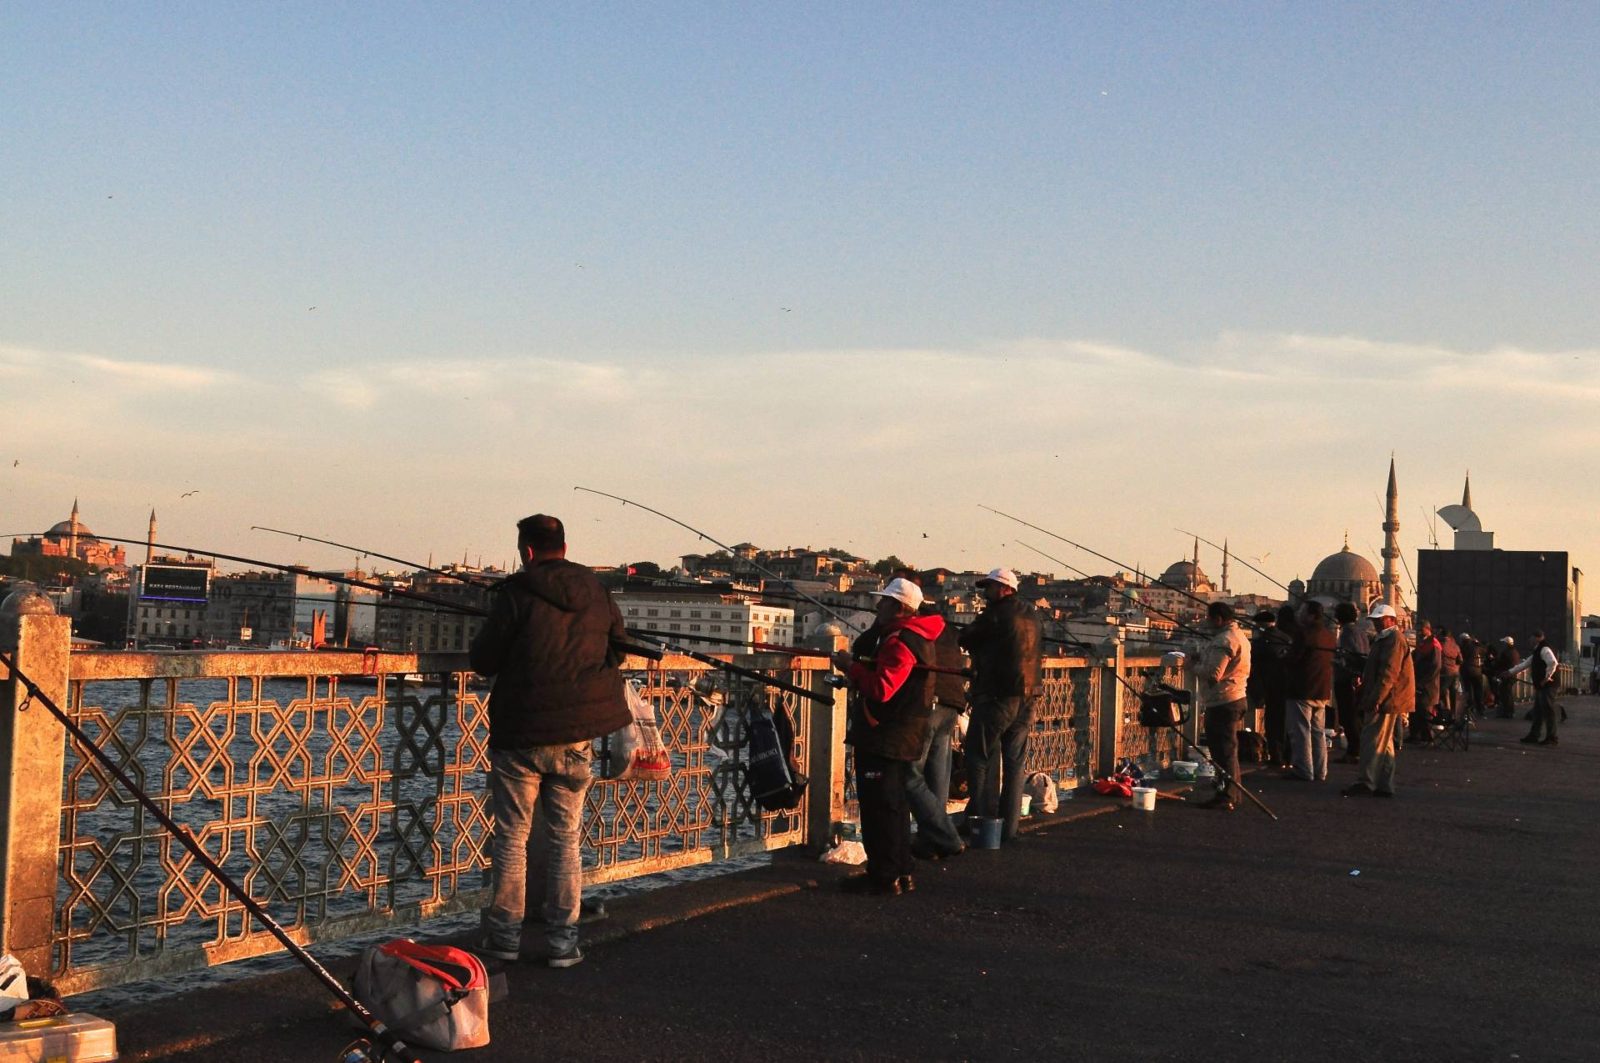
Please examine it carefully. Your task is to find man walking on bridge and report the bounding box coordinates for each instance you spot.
[1508,630,1561,746]
[471,514,630,968]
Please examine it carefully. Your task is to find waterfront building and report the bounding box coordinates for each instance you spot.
[130,555,213,647]
[372,567,497,652]
[615,590,794,654]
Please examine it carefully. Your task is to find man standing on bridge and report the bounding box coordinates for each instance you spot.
[958,568,1043,842]
[1508,630,1561,746]
[1196,601,1251,811]
[471,514,630,967]
[1345,602,1413,798]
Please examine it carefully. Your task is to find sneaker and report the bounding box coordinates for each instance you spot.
[524,897,608,927]
[477,937,520,962]
[896,875,916,894]
[545,943,584,969]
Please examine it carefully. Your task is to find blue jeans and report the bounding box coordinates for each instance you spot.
[906,705,962,853]
[486,742,592,955]
[965,694,1037,841]
[1285,698,1328,780]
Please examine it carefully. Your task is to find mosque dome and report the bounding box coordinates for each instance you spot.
[1159,559,1209,589]
[1310,545,1378,584]
[47,517,94,540]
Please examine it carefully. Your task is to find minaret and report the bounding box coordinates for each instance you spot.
[146,509,157,565]
[1381,457,1401,610]
[1462,472,1472,511]
[69,497,81,558]
[1221,539,1231,595]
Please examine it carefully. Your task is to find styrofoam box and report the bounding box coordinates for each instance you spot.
[0,1013,117,1062]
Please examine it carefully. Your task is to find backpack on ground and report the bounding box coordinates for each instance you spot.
[747,701,808,812]
[599,680,672,781]
[351,940,495,1051]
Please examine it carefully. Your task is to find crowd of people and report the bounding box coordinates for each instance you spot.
[464,513,1575,962]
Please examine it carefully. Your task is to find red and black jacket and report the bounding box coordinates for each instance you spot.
[844,612,944,761]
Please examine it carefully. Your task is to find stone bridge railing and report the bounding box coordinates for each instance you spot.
[1,606,1194,995]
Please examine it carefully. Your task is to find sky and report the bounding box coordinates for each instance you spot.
[3,2,1597,599]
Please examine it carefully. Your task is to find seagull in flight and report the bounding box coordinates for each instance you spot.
[181,490,200,498]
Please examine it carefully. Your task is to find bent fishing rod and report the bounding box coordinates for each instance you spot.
[0,649,423,1063]
[573,486,868,635]
[1175,528,1292,595]
[1012,538,1215,643]
[627,627,977,680]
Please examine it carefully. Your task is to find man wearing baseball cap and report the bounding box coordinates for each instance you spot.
[1345,602,1414,797]
[831,577,945,894]
[957,567,1043,842]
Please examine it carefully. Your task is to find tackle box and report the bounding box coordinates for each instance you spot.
[0,1013,117,1062]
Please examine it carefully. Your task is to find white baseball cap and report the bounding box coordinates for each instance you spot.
[978,567,1020,590]
[870,577,924,611]
[1368,602,1396,620]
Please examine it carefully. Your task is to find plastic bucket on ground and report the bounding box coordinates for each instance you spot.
[1131,787,1157,811]
[1020,794,1032,817]
[972,817,1003,849]
[1171,760,1199,780]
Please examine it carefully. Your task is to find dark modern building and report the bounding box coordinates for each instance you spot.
[1416,549,1577,655]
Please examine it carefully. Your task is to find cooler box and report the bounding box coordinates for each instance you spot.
[0,1013,117,1062]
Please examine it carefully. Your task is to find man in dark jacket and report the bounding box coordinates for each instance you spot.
[1492,638,1522,718]
[1283,599,1335,781]
[470,514,629,967]
[958,567,1043,842]
[1409,619,1442,742]
[832,578,942,894]
[1247,610,1291,768]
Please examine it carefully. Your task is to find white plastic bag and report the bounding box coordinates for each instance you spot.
[819,840,867,865]
[1024,770,1059,814]
[599,681,671,781]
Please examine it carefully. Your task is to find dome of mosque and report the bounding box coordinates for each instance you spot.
[1310,545,1378,584]
[47,517,94,540]
[1159,560,1208,587]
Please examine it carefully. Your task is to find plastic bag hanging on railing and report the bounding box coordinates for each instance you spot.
[598,679,672,781]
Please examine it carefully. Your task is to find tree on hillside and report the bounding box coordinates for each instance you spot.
[870,555,912,578]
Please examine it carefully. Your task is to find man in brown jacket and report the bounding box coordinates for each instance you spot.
[1344,602,1414,798]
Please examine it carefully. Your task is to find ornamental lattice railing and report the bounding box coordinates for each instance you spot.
[1,610,1194,995]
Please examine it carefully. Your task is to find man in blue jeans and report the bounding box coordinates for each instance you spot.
[958,568,1043,843]
[908,606,967,859]
[470,514,630,968]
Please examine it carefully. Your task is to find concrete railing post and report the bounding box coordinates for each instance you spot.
[1094,640,1124,779]
[0,591,72,972]
[805,672,849,853]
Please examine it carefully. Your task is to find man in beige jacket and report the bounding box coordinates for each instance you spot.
[1196,601,1251,810]
[1344,602,1414,798]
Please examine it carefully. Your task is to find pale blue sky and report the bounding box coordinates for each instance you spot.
[3,3,1597,595]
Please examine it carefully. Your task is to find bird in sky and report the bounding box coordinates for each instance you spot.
[181,490,200,498]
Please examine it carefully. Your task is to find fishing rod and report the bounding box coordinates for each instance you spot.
[1175,528,1292,595]
[1012,538,1214,642]
[0,648,423,1063]
[251,526,501,589]
[627,627,826,657]
[573,486,868,635]
[25,531,669,664]
[625,631,831,704]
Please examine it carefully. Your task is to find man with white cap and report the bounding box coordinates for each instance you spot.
[831,577,945,894]
[957,567,1043,842]
[1344,602,1414,797]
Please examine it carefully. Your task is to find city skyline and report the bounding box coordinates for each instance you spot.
[4,5,1596,593]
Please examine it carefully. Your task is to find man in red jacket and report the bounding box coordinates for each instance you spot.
[470,514,630,968]
[832,578,943,895]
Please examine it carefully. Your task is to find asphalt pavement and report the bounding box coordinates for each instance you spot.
[105,697,1600,1062]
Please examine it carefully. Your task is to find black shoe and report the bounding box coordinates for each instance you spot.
[910,840,965,861]
[839,874,900,896]
[896,875,916,894]
[1373,790,1395,798]
[1540,736,1559,746]
[1342,783,1374,797]
[1519,735,1540,744]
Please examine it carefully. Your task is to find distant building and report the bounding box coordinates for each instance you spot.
[130,555,213,647]
[373,568,496,652]
[615,590,793,655]
[10,500,126,569]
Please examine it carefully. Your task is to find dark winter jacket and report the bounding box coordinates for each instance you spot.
[958,595,1043,698]
[1286,621,1336,701]
[931,622,969,711]
[845,612,943,761]
[469,559,630,750]
[1247,626,1291,707]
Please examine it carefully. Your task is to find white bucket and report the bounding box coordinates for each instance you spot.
[1131,786,1157,811]
[1171,760,1199,780]
[1020,794,1033,817]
